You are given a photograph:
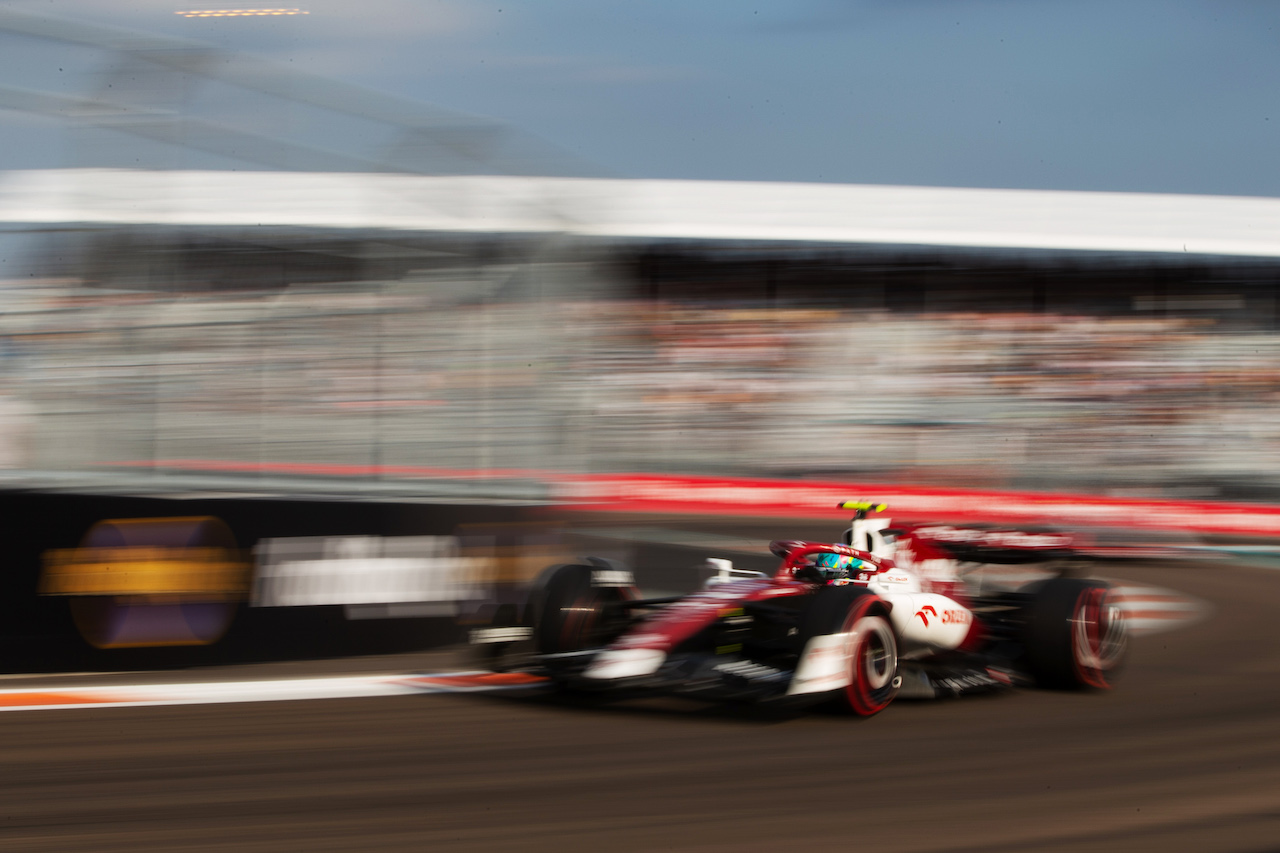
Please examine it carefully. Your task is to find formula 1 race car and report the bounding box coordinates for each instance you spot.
[470,502,1128,716]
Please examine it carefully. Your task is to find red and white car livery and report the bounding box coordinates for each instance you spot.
[475,503,1127,716]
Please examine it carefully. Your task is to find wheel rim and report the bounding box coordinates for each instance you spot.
[844,612,898,715]
[554,587,633,652]
[559,597,602,650]
[861,623,894,690]
[1071,587,1127,688]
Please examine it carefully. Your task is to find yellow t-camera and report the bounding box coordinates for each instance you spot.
[837,500,887,513]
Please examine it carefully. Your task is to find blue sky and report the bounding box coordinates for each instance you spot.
[1,0,1279,196]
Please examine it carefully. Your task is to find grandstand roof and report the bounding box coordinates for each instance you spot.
[2,168,1280,259]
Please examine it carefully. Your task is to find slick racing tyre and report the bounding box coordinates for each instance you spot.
[530,563,638,655]
[1022,577,1127,689]
[798,587,898,716]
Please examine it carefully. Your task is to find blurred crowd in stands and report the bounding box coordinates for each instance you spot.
[1,276,1278,500]
[566,302,1280,497]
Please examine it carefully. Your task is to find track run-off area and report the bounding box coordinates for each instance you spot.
[0,558,1274,852]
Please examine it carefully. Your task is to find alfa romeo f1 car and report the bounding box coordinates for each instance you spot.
[471,502,1128,716]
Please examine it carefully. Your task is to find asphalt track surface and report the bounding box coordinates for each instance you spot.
[0,559,1277,853]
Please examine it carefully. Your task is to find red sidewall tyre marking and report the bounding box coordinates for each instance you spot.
[841,597,898,716]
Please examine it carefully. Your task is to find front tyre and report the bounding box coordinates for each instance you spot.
[845,608,899,715]
[1023,577,1127,689]
[798,587,898,716]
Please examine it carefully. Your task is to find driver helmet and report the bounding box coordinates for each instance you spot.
[809,552,863,584]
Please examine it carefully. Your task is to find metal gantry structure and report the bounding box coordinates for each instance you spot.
[0,6,597,179]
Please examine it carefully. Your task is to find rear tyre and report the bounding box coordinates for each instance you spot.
[530,563,637,655]
[1022,577,1127,689]
[799,587,898,716]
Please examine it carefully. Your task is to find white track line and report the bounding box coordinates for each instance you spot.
[0,671,547,713]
